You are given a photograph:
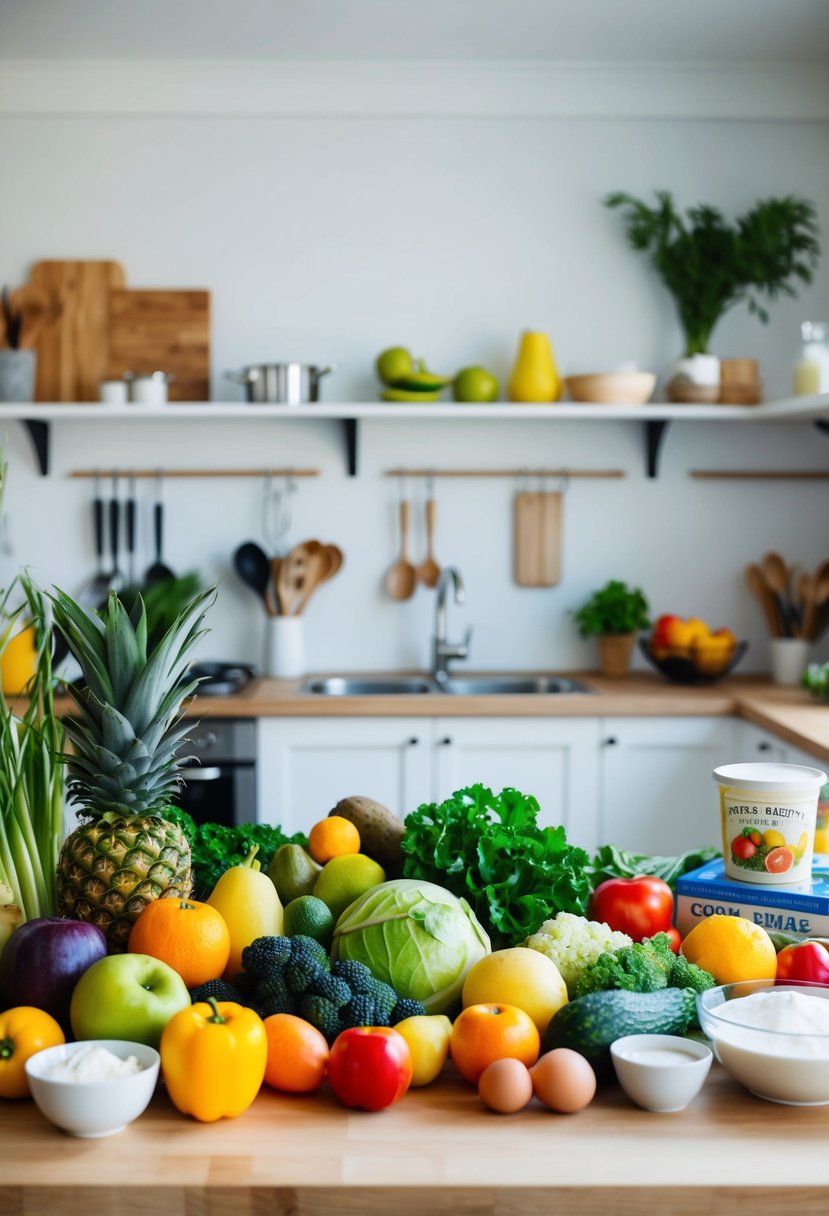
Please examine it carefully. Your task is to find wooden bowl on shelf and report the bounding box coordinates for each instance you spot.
[565,372,656,405]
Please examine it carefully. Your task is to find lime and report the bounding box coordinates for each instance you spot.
[313,854,386,922]
[283,895,335,948]
[376,347,414,386]
[453,366,500,403]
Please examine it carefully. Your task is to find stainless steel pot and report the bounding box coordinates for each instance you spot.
[225,363,336,405]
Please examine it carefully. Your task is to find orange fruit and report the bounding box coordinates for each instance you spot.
[263,1013,329,1093]
[308,815,361,864]
[680,915,777,985]
[449,1003,540,1084]
[128,898,230,989]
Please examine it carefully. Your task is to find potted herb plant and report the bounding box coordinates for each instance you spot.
[604,191,820,401]
[573,579,650,677]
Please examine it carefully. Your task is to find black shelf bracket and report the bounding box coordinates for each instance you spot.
[814,419,829,440]
[23,419,50,475]
[343,417,358,476]
[645,419,670,478]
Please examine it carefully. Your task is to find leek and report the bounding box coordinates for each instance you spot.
[0,573,65,922]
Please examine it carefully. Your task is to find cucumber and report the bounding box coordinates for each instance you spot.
[542,988,699,1069]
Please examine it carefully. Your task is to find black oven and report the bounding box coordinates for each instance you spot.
[178,718,256,826]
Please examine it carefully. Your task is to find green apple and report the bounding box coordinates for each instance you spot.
[375,347,414,386]
[453,366,500,403]
[70,953,190,1048]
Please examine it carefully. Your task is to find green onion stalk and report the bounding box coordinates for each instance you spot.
[0,573,65,922]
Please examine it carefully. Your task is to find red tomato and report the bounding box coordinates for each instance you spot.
[665,926,681,954]
[776,941,829,985]
[589,876,674,942]
[731,836,757,861]
[327,1027,413,1111]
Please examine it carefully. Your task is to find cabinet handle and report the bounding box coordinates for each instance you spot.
[758,741,771,753]
[604,736,618,747]
[407,737,420,747]
[439,737,453,747]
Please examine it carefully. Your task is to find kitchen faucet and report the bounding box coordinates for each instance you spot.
[432,567,472,681]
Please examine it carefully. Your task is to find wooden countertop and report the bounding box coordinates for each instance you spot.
[43,672,829,762]
[2,1063,828,1214]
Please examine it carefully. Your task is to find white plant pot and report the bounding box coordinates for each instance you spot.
[675,354,721,387]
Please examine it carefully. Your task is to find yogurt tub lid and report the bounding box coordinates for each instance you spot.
[713,762,827,791]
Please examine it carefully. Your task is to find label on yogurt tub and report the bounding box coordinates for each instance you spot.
[714,763,826,886]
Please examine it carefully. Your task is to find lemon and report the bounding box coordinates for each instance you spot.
[283,895,335,948]
[313,854,386,922]
[1,624,37,695]
[375,347,414,387]
[763,828,786,848]
[394,1015,452,1087]
[461,947,568,1035]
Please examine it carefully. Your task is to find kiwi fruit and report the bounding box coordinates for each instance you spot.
[330,795,405,873]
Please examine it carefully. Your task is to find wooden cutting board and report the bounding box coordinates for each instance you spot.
[107,289,211,401]
[514,490,562,586]
[29,260,126,401]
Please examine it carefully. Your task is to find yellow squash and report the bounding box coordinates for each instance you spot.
[206,846,283,979]
[160,999,267,1122]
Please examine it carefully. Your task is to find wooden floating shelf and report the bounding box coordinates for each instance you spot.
[4,394,828,480]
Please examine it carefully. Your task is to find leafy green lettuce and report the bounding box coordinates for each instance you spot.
[588,843,720,893]
[164,806,306,899]
[401,785,591,947]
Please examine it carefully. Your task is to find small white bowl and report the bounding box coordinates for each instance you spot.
[611,1034,712,1113]
[25,1040,160,1137]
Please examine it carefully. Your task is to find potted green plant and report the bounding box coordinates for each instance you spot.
[573,579,650,677]
[604,191,820,401]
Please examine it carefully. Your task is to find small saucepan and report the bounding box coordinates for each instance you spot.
[225,363,336,405]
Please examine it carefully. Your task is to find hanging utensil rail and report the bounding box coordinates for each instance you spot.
[69,468,320,479]
[383,468,625,478]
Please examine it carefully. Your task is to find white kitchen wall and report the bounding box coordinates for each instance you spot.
[1,63,828,673]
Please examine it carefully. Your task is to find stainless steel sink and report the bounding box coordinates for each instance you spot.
[300,674,591,696]
[435,675,592,695]
[301,676,438,696]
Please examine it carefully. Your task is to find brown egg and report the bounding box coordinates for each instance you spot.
[478,1058,534,1114]
[530,1048,596,1113]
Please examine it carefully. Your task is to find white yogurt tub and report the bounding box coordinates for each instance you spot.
[713,762,826,885]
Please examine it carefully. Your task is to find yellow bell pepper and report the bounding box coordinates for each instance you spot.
[160,998,267,1122]
[0,1006,65,1099]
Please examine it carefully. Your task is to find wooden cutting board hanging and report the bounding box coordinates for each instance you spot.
[514,490,562,586]
[29,260,126,401]
[107,289,211,401]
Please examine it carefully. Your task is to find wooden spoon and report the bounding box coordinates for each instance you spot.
[761,551,795,635]
[278,541,322,615]
[797,570,817,640]
[745,563,780,637]
[415,497,441,588]
[385,499,416,601]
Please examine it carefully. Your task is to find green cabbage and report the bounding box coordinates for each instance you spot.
[331,878,491,1013]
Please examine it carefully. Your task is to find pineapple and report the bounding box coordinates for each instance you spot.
[51,585,214,951]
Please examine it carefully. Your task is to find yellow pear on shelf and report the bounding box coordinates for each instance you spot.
[508,331,561,403]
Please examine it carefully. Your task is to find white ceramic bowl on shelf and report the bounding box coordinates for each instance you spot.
[24,1040,160,1137]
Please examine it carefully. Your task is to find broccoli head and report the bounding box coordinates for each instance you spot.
[573,934,674,997]
[669,950,716,994]
[300,994,344,1042]
[241,935,292,978]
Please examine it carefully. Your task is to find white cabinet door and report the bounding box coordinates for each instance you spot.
[598,717,737,855]
[733,720,790,764]
[431,718,602,851]
[256,718,432,835]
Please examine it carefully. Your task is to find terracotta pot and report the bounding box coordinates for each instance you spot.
[598,632,636,678]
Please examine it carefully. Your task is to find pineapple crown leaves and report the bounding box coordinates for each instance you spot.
[49,584,216,816]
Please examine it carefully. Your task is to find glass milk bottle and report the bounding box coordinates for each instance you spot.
[794,322,829,395]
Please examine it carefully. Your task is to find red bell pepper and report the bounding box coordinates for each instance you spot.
[589,875,675,943]
[776,941,829,986]
[327,1027,412,1111]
